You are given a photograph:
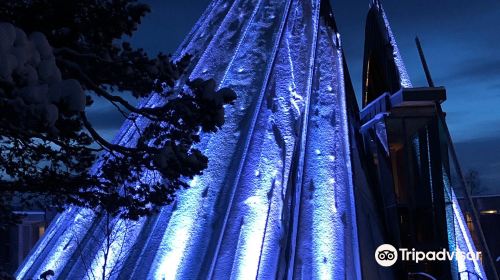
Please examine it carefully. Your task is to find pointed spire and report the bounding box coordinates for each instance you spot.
[376,0,412,88]
[370,0,381,10]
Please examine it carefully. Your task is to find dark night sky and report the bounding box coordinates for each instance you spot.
[90,0,500,194]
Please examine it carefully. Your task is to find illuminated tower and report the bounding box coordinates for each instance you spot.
[358,1,496,279]
[16,0,495,279]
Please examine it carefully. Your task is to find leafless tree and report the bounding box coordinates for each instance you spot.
[70,212,138,280]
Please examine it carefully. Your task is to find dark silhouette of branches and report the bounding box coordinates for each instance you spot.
[70,212,137,280]
[0,0,236,226]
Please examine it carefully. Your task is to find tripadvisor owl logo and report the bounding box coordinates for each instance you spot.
[374,244,482,267]
[375,244,398,267]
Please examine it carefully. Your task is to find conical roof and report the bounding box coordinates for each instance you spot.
[18,0,365,279]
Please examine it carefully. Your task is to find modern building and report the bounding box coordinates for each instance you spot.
[0,210,55,274]
[15,0,498,279]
